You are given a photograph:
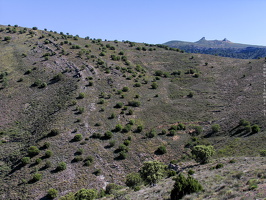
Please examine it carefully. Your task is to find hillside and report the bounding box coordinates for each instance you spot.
[164,37,266,59]
[0,25,265,200]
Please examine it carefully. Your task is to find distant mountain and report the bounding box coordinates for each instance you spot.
[164,37,266,59]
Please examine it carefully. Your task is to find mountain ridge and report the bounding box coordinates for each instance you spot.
[164,37,266,59]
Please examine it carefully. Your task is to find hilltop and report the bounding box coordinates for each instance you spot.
[164,37,266,59]
[0,25,265,200]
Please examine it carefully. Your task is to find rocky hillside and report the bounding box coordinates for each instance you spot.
[0,25,265,200]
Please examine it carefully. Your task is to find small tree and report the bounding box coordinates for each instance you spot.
[47,188,58,199]
[28,146,40,157]
[125,172,142,188]
[32,173,42,182]
[170,174,203,200]
[140,160,166,185]
[73,134,83,141]
[191,145,215,164]
[21,157,30,165]
[151,82,158,89]
[57,162,66,171]
[157,145,167,154]
[251,125,260,133]
[74,188,97,200]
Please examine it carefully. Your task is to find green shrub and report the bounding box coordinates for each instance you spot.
[124,140,131,146]
[104,131,113,139]
[57,162,67,171]
[118,151,127,159]
[239,119,250,126]
[73,156,83,162]
[122,86,129,92]
[151,82,158,89]
[114,124,123,132]
[45,150,53,158]
[169,130,176,136]
[32,173,42,182]
[188,169,195,175]
[49,129,59,136]
[47,188,58,199]
[211,124,220,133]
[136,125,143,133]
[109,140,115,147]
[140,160,166,185]
[259,150,266,157]
[94,169,101,176]
[74,188,97,200]
[73,134,83,141]
[105,183,122,195]
[115,102,123,108]
[191,145,215,164]
[28,146,40,157]
[128,100,140,107]
[193,126,202,135]
[125,172,142,188]
[78,92,85,99]
[252,125,260,133]
[122,124,132,133]
[170,174,203,200]
[44,161,51,168]
[35,158,42,164]
[21,157,30,165]
[215,163,224,169]
[146,129,156,138]
[161,129,167,135]
[118,144,128,152]
[157,145,167,154]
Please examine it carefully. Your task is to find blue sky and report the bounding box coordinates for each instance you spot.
[1,0,266,45]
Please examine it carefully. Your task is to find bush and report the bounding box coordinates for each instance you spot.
[211,124,220,133]
[21,157,30,165]
[118,151,127,159]
[188,169,195,175]
[170,174,203,200]
[215,163,224,169]
[161,129,167,135]
[140,160,166,185]
[122,124,132,133]
[78,92,85,99]
[259,150,266,157]
[28,146,40,157]
[151,82,158,89]
[105,183,122,195]
[193,126,202,135]
[125,172,142,188]
[146,129,156,138]
[73,134,83,141]
[252,125,260,133]
[45,150,53,158]
[157,145,167,154]
[44,161,51,168]
[104,131,113,139]
[49,129,59,136]
[128,100,140,107]
[74,188,97,200]
[109,140,115,147]
[191,145,215,164]
[47,188,58,199]
[118,144,128,152]
[239,119,250,126]
[35,158,42,164]
[124,140,131,146]
[57,162,66,171]
[115,102,123,108]
[122,86,129,92]
[136,125,143,133]
[32,173,42,182]
[73,156,83,162]
[114,124,123,132]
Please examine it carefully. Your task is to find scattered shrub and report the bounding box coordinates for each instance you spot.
[146,129,156,138]
[170,174,203,200]
[140,160,166,185]
[191,145,215,164]
[73,134,83,141]
[104,131,113,139]
[151,82,158,89]
[125,172,142,188]
[114,124,123,132]
[47,188,58,199]
[128,100,140,107]
[28,146,40,157]
[32,173,42,182]
[259,150,266,157]
[49,129,59,136]
[211,124,220,133]
[105,183,122,195]
[251,125,260,133]
[21,157,30,165]
[215,163,224,169]
[57,162,66,171]
[157,145,167,154]
[115,102,123,108]
[188,169,195,175]
[136,125,143,133]
[74,188,97,200]
[45,150,53,158]
[78,92,85,99]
